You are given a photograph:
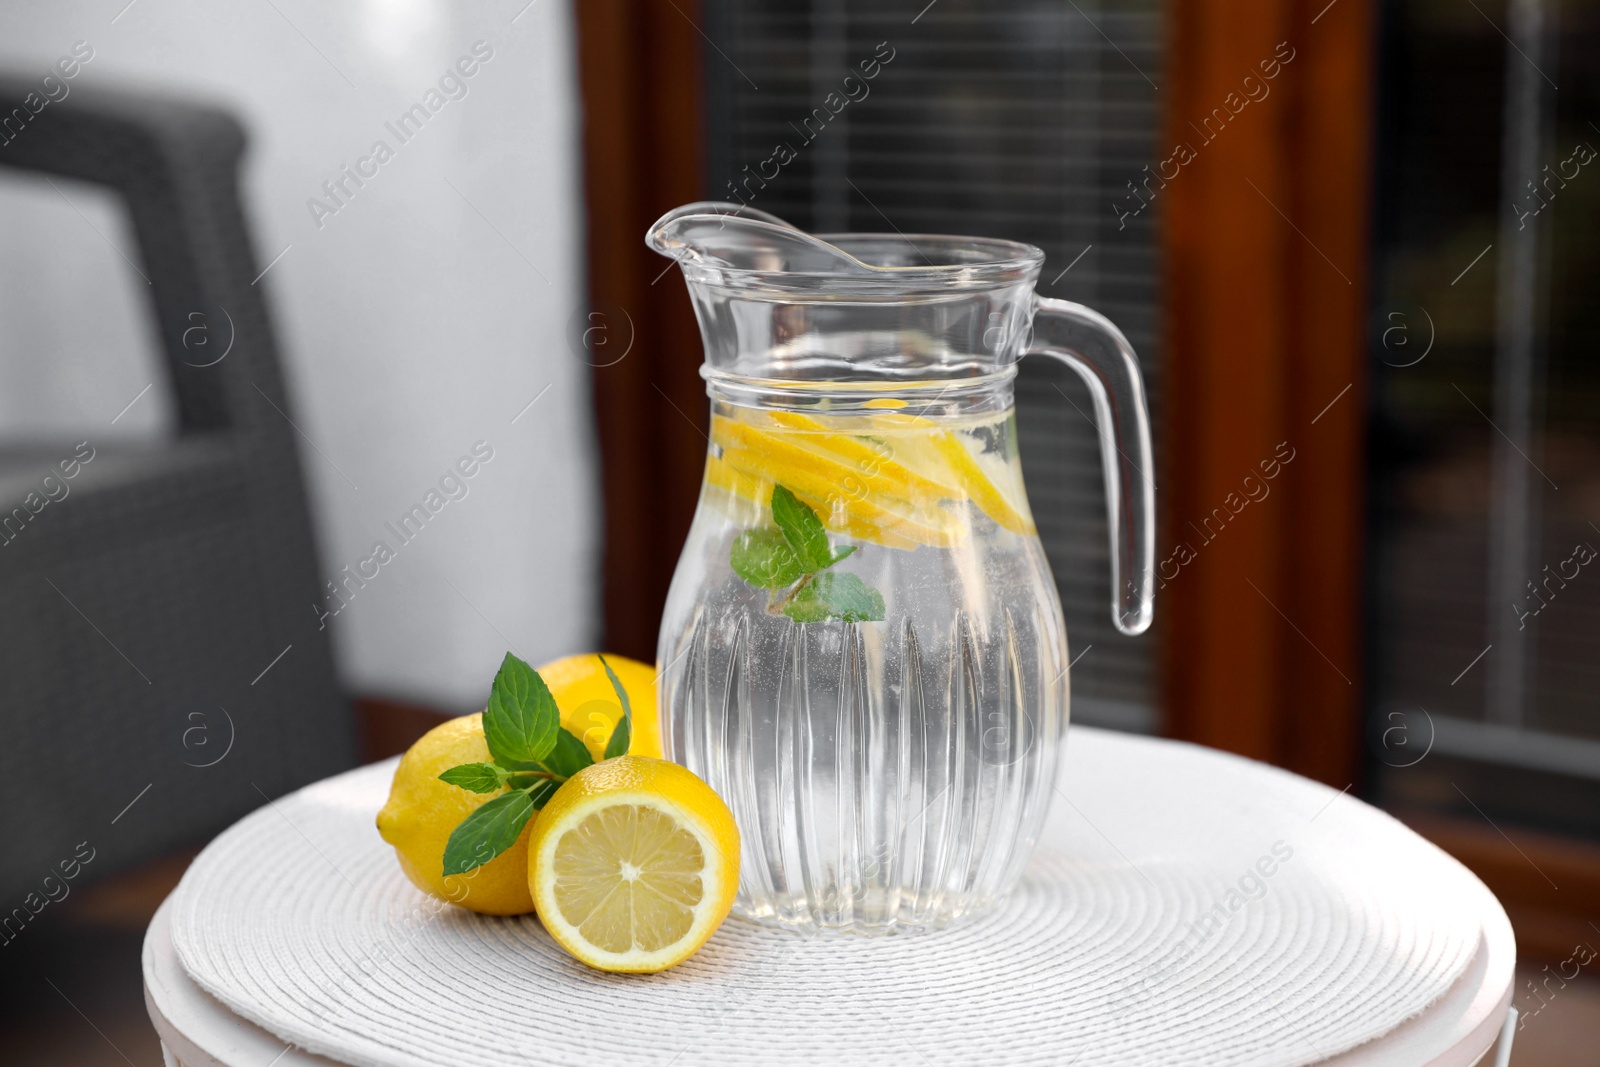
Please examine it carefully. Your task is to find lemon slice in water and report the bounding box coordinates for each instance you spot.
[529,756,740,973]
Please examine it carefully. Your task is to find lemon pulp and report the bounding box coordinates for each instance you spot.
[551,802,706,954]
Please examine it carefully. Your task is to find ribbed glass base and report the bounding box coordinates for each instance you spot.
[731,888,1010,936]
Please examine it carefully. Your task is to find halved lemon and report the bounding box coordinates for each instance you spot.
[528,755,740,973]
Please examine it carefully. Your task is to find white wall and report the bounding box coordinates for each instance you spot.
[0,0,598,710]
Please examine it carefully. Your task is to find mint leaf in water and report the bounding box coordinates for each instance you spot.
[482,652,559,769]
[441,788,535,875]
[782,572,887,624]
[540,727,595,778]
[730,528,805,589]
[728,482,885,625]
[438,763,504,794]
[597,653,632,759]
[771,485,834,572]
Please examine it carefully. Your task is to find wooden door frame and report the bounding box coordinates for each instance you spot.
[572,0,711,661]
[1160,0,1375,787]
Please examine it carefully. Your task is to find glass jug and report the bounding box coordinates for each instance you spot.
[650,202,1154,934]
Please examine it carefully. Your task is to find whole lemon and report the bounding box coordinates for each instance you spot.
[376,714,536,915]
[542,653,662,761]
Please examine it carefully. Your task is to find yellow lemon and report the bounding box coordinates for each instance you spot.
[528,755,740,973]
[539,653,662,760]
[376,714,536,915]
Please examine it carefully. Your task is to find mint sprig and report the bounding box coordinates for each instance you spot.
[782,571,886,623]
[437,763,504,794]
[730,528,805,589]
[442,790,535,876]
[598,654,632,759]
[538,728,595,779]
[482,653,559,769]
[729,485,885,624]
[770,485,838,571]
[437,651,633,877]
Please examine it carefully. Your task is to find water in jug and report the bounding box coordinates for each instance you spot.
[650,202,1154,934]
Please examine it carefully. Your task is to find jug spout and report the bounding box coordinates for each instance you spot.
[647,202,882,276]
[645,202,1045,380]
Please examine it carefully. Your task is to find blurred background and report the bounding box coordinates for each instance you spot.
[0,0,1595,1062]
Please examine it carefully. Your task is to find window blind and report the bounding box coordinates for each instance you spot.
[703,0,1165,730]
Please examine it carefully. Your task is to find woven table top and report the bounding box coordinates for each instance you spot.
[165,727,1505,1067]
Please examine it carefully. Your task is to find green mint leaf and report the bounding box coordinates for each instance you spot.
[540,727,595,778]
[597,653,632,758]
[782,572,887,624]
[482,652,560,769]
[825,544,856,569]
[604,714,630,759]
[730,528,805,589]
[771,485,834,572]
[504,773,547,790]
[597,653,632,721]
[440,789,535,875]
[527,778,560,809]
[437,763,504,794]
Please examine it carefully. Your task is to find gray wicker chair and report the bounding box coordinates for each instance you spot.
[0,78,354,914]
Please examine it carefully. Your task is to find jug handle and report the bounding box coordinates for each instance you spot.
[1025,297,1155,636]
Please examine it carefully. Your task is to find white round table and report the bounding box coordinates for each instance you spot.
[144,727,1516,1067]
